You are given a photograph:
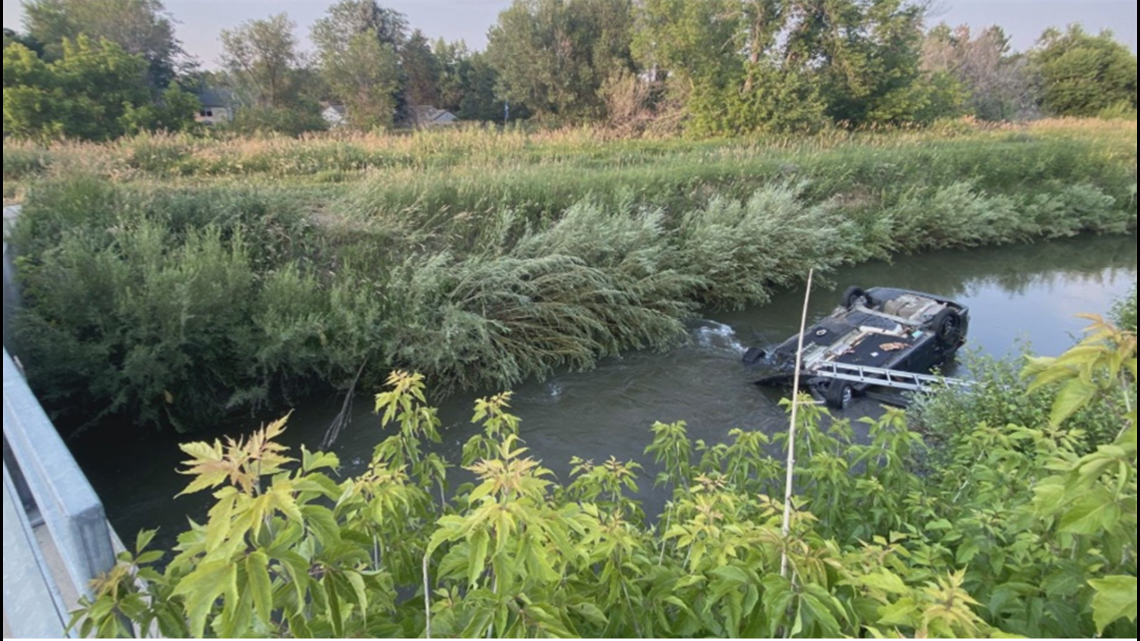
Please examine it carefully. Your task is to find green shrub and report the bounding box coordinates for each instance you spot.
[2,146,50,182]
[674,184,864,308]
[225,106,329,138]
[16,222,257,430]
[127,137,192,175]
[11,174,122,259]
[911,348,1124,454]
[1115,285,1138,332]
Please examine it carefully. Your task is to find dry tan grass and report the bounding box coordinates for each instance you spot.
[3,118,1134,194]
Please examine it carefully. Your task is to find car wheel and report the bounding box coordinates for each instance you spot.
[742,347,768,365]
[825,382,855,410]
[843,286,874,310]
[932,309,964,349]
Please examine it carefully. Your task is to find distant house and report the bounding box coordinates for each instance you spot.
[322,104,348,129]
[193,88,233,125]
[410,106,459,128]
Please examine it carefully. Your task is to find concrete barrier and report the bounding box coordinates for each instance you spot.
[3,464,71,639]
[3,349,117,638]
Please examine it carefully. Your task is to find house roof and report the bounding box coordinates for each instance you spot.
[410,106,458,124]
[194,87,233,108]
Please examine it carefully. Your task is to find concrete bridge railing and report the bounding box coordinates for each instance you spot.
[4,349,119,638]
[4,203,120,638]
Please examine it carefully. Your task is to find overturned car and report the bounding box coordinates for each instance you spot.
[744,287,970,409]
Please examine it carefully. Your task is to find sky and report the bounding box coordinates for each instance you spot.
[3,0,1137,69]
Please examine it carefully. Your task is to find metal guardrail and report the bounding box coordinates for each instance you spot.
[3,349,118,638]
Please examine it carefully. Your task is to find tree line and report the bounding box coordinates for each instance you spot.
[4,0,1138,141]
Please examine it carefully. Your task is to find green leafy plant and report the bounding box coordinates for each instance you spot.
[69,314,1137,638]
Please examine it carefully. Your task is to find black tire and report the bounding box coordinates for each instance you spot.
[932,309,965,349]
[842,286,868,310]
[742,347,768,365]
[825,381,855,410]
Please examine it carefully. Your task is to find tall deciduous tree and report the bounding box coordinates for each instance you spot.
[220,14,302,111]
[401,29,441,107]
[784,0,958,126]
[21,0,185,88]
[4,35,197,141]
[922,24,1037,121]
[312,1,407,130]
[639,0,961,132]
[487,0,636,120]
[432,40,513,122]
[1032,26,1137,118]
[635,0,827,134]
[323,33,401,130]
[460,51,512,122]
[311,0,408,51]
[435,38,470,113]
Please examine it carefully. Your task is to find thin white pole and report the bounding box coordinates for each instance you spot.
[423,554,432,639]
[781,269,814,579]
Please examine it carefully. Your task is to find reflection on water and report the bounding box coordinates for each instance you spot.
[71,234,1137,549]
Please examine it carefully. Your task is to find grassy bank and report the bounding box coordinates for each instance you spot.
[8,120,1137,432]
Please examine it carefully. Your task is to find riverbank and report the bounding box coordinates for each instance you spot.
[7,120,1137,434]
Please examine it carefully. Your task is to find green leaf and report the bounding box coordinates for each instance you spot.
[862,570,909,595]
[468,480,495,504]
[135,550,164,565]
[293,474,343,500]
[877,597,918,627]
[926,519,953,531]
[569,602,608,627]
[246,551,273,626]
[1089,576,1137,634]
[674,574,707,590]
[301,505,341,547]
[326,576,344,638]
[205,489,236,554]
[136,529,158,554]
[289,614,313,639]
[802,591,841,637]
[172,559,236,638]
[1058,487,1122,535]
[709,565,750,586]
[1025,358,1073,392]
[345,571,369,624]
[1050,378,1098,427]
[278,552,311,616]
[157,606,189,638]
[468,529,489,588]
[301,447,340,473]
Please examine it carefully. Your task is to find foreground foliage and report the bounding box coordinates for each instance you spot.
[72,319,1137,638]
